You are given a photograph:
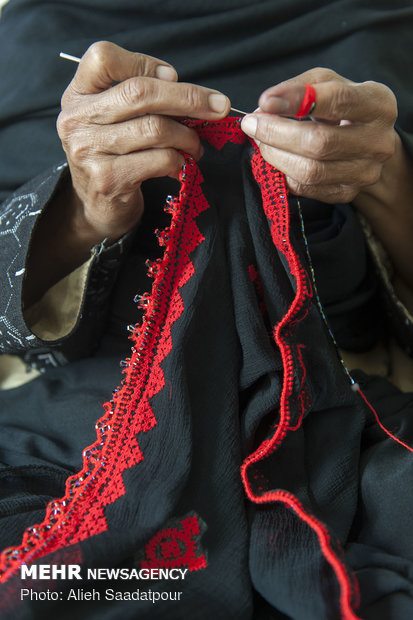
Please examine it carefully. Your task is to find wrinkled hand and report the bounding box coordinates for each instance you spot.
[241,68,398,204]
[57,41,230,245]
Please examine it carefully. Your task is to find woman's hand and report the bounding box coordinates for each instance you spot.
[57,41,230,247]
[24,41,231,306]
[241,68,398,205]
[242,67,413,297]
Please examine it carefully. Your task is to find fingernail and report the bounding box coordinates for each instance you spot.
[266,96,289,114]
[241,115,257,136]
[208,93,229,114]
[156,65,178,81]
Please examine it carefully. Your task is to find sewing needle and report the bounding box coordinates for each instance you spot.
[59,52,248,115]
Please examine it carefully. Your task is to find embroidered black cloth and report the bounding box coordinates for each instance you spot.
[0,2,413,619]
[0,117,412,620]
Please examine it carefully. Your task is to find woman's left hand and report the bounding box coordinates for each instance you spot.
[241,68,398,204]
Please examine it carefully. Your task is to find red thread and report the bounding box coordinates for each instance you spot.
[296,84,316,118]
[357,387,413,453]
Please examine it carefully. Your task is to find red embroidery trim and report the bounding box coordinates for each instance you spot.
[240,149,360,620]
[249,148,313,443]
[141,514,207,572]
[184,117,246,150]
[0,117,246,583]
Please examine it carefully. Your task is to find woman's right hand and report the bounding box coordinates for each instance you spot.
[56,41,231,247]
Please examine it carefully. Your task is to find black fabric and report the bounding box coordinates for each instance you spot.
[302,199,383,352]
[0,129,411,620]
[0,2,412,619]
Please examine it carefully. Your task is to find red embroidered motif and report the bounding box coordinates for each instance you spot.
[141,514,207,572]
[185,117,246,150]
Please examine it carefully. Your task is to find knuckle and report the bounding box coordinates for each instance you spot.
[339,185,358,203]
[56,110,77,139]
[134,53,153,77]
[183,84,204,110]
[378,134,396,160]
[120,77,149,106]
[285,176,306,197]
[101,132,118,153]
[299,160,325,186]
[67,138,91,164]
[85,41,114,68]
[363,127,396,162]
[330,86,353,117]
[60,86,74,109]
[382,90,398,124]
[306,126,336,159]
[259,118,278,144]
[140,114,166,140]
[90,161,114,196]
[310,67,337,82]
[364,81,398,124]
[360,164,382,186]
[162,148,182,172]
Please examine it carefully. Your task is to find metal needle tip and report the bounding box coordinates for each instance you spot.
[59,52,81,63]
[230,107,248,116]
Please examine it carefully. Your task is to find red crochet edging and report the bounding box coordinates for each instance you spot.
[0,117,245,583]
[246,489,360,620]
[240,148,360,620]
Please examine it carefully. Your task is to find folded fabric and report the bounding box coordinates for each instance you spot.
[1,118,413,620]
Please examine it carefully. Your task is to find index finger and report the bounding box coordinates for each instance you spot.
[68,41,178,96]
[259,75,395,124]
[76,77,231,123]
